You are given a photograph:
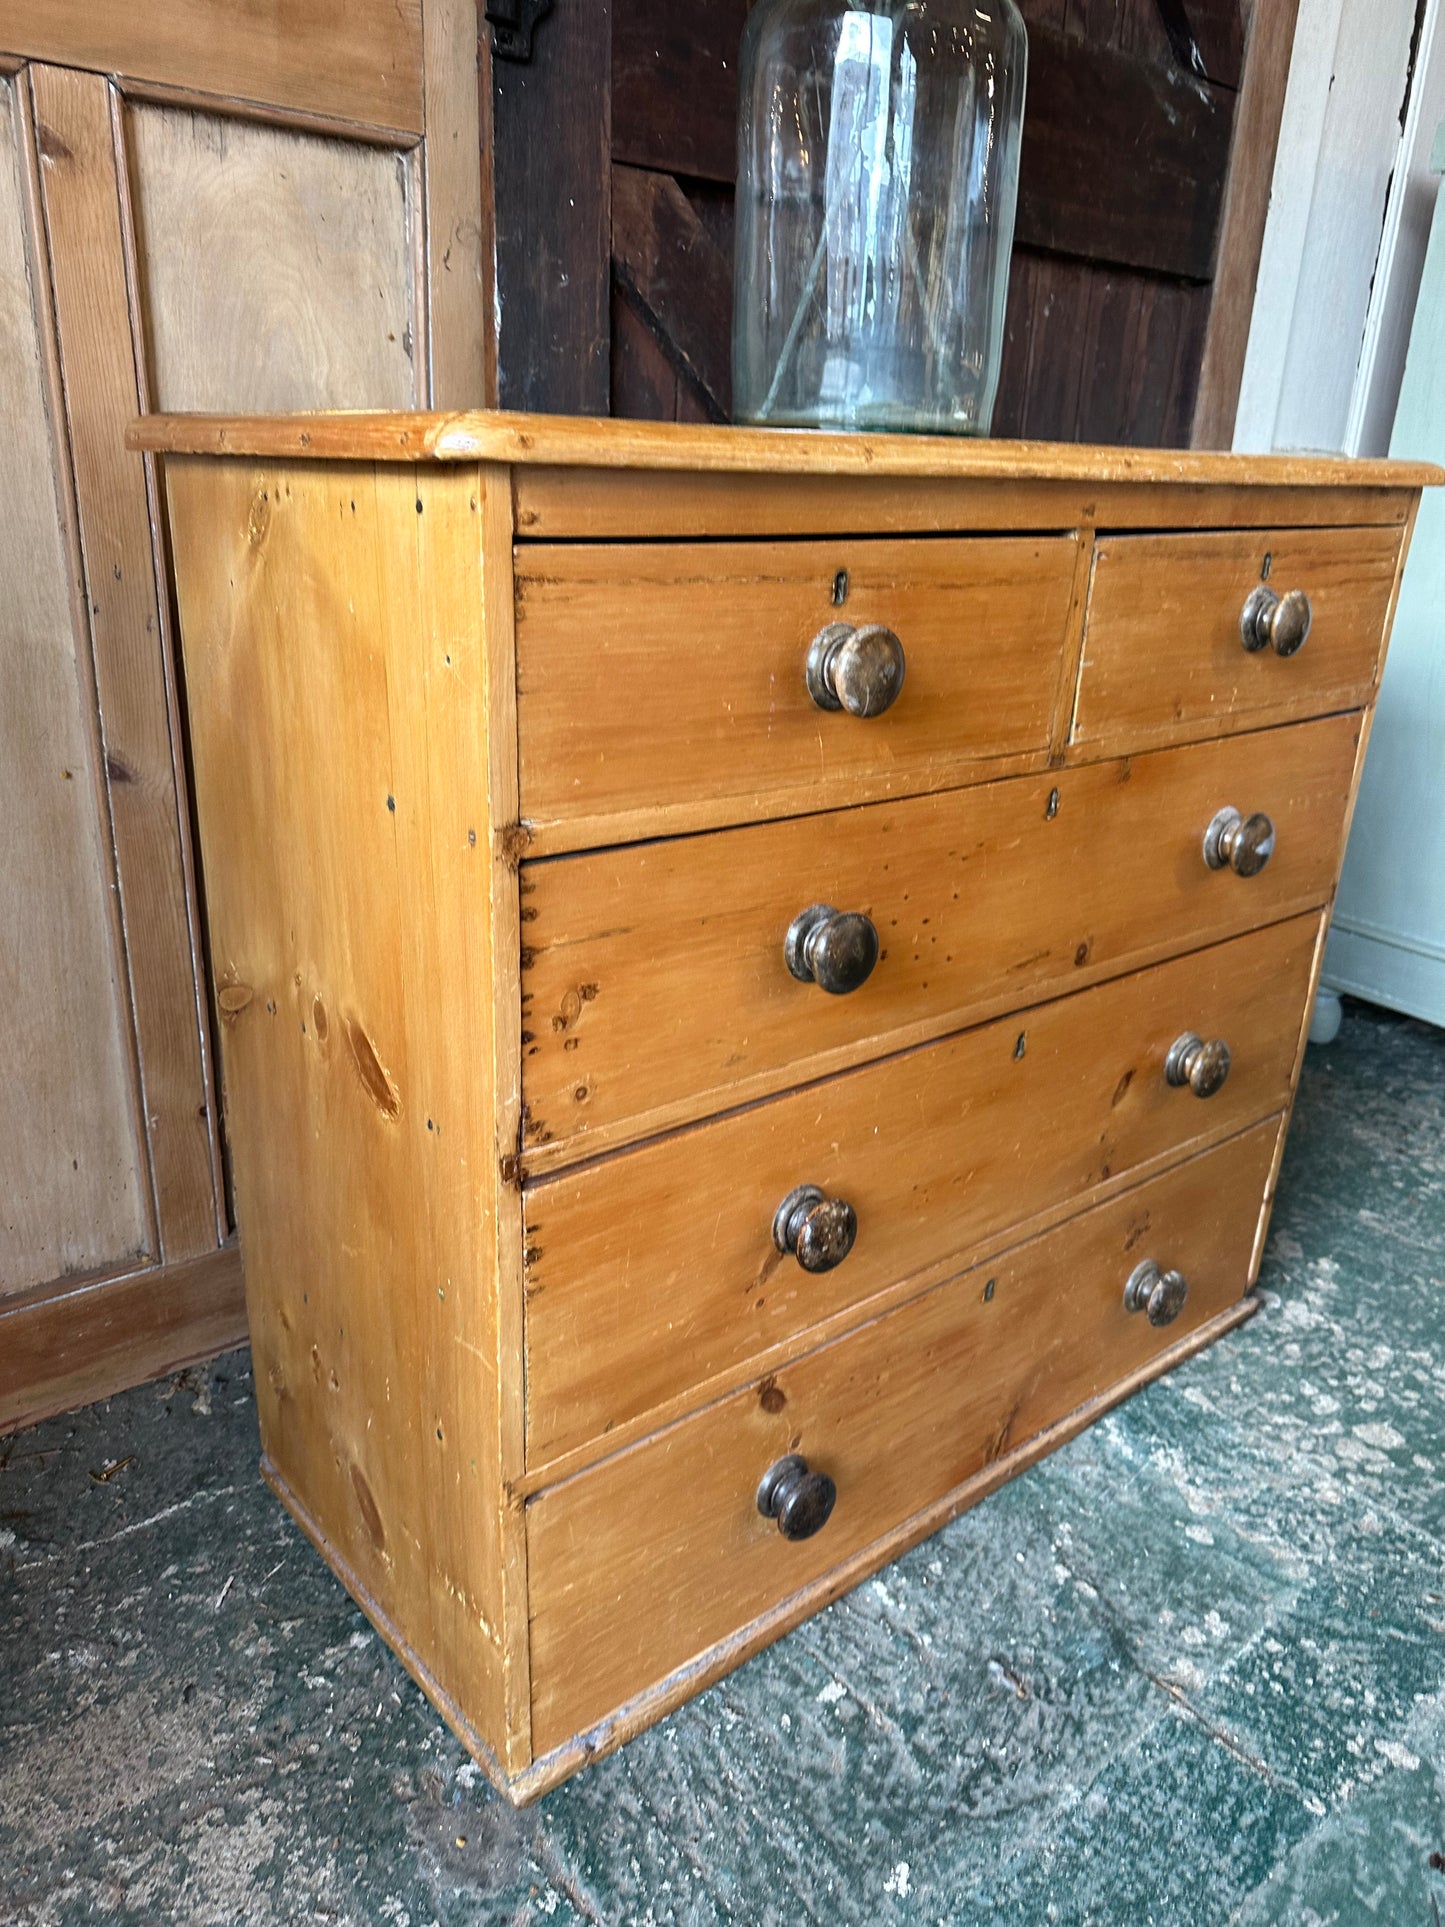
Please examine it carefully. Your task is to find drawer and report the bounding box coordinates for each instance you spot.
[518,712,1361,1164]
[524,914,1321,1465]
[1073,525,1402,751]
[526,1119,1279,1753]
[514,535,1080,849]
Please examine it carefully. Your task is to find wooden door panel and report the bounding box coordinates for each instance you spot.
[0,0,425,134]
[129,104,419,413]
[0,78,148,1292]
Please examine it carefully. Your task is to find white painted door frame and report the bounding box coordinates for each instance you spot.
[1234,0,1445,458]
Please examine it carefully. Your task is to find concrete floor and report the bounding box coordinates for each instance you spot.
[3,999,1445,1926]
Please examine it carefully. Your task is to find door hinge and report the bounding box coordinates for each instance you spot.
[486,0,553,62]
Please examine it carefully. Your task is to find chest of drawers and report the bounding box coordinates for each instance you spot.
[133,409,1438,1802]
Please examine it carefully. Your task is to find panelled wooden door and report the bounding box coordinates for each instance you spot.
[0,2,486,1429]
[490,0,1277,444]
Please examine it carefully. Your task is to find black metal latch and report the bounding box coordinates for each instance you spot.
[486,0,552,62]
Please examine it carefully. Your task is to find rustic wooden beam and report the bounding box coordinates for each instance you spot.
[491,0,611,412]
[612,6,1232,281]
[1190,0,1302,447]
[611,162,732,419]
[31,65,220,1260]
[612,0,748,183]
[1017,26,1234,280]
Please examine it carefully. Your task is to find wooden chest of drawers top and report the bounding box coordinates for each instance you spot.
[133,409,1439,1803]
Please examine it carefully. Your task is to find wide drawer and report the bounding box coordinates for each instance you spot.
[1073,524,1401,751]
[514,535,1079,849]
[518,712,1360,1165]
[526,1119,1279,1754]
[524,914,1321,1466]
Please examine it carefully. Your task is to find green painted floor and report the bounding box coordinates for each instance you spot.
[4,999,1445,1926]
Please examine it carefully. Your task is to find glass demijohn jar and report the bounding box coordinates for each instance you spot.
[733,0,1027,434]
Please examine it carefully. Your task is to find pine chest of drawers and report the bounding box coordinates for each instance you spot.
[134,410,1438,1802]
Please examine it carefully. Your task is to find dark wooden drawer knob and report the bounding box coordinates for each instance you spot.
[757,1453,837,1541]
[772,1183,857,1272]
[805,621,906,718]
[785,903,879,994]
[1124,1260,1189,1327]
[1165,1032,1232,1098]
[1241,585,1313,657]
[1203,806,1275,876]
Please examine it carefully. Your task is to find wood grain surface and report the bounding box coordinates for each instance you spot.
[522,914,1323,1468]
[164,454,515,1764]
[125,409,1445,493]
[526,1119,1280,1755]
[128,103,419,414]
[420,0,488,408]
[0,0,424,134]
[33,65,218,1262]
[0,76,148,1292]
[515,535,1079,849]
[518,713,1363,1167]
[0,1242,245,1434]
[1074,523,1403,751]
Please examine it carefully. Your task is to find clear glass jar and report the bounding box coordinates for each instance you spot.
[733,0,1027,434]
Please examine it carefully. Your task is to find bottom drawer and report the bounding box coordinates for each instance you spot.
[526,1118,1280,1755]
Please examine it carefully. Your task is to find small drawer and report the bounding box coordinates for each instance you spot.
[518,711,1360,1165]
[1073,525,1402,751]
[523,913,1321,1466]
[525,1119,1279,1754]
[514,535,1079,850]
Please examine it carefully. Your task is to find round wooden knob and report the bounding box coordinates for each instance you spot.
[785,903,879,994]
[772,1183,858,1272]
[1165,1032,1232,1098]
[757,1454,837,1540]
[1203,806,1276,876]
[1241,585,1313,657]
[805,622,906,718]
[1124,1260,1189,1328]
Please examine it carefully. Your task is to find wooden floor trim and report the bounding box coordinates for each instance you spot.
[0,1241,247,1435]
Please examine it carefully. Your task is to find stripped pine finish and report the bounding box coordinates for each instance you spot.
[516,715,1362,1167]
[143,410,1438,1800]
[522,915,1322,1468]
[1075,523,1406,750]
[526,1122,1282,1755]
[514,535,1080,846]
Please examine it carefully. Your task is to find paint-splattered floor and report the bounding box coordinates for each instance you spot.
[4,998,1445,1926]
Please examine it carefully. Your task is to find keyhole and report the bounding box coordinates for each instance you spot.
[832,569,849,607]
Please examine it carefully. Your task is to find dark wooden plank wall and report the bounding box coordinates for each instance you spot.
[492,0,1253,446]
